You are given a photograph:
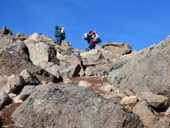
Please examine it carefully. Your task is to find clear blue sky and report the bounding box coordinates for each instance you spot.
[1,0,170,51]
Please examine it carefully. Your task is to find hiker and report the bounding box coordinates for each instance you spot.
[54,25,66,45]
[82,31,102,51]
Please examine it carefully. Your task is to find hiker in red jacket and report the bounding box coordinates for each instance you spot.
[82,31,102,51]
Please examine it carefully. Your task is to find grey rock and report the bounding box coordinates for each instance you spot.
[43,63,61,78]
[12,84,144,128]
[111,36,170,99]
[0,33,29,61]
[5,74,24,93]
[14,32,28,41]
[59,65,74,81]
[20,69,40,85]
[58,53,83,80]
[24,38,58,66]
[19,85,36,100]
[108,68,121,84]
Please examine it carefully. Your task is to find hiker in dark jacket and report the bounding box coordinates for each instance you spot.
[82,31,102,51]
[54,25,63,45]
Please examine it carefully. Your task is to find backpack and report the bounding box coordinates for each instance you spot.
[89,31,102,43]
[61,32,66,40]
[94,33,102,43]
[60,27,65,33]
[60,27,66,40]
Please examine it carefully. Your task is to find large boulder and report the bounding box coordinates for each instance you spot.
[12,84,144,128]
[0,34,29,61]
[24,36,59,66]
[25,33,55,45]
[58,51,83,80]
[111,36,170,99]
[101,42,132,55]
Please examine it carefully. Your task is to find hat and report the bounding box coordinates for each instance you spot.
[89,31,95,35]
[84,33,88,38]
[84,33,88,36]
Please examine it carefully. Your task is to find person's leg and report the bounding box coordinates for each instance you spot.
[57,38,62,45]
[88,41,95,50]
[85,47,90,51]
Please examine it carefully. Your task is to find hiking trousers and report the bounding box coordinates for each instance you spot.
[86,41,95,51]
[56,38,62,46]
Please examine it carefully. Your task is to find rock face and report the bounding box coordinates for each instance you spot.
[111,36,170,99]
[12,84,144,128]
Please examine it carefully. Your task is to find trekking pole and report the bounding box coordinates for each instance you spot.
[82,38,85,50]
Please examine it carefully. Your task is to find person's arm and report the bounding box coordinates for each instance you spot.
[55,29,62,37]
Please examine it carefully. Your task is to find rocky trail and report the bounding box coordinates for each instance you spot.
[1,76,170,128]
[0,26,169,128]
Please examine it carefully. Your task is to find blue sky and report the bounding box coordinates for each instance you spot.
[1,0,170,51]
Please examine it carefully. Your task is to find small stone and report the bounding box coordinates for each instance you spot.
[124,89,135,96]
[78,81,92,88]
[99,83,113,92]
[64,78,72,84]
[120,96,138,105]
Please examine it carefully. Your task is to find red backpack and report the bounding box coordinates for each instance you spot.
[89,31,102,43]
[60,27,65,33]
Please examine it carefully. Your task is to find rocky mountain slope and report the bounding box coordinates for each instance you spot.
[0,26,169,128]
